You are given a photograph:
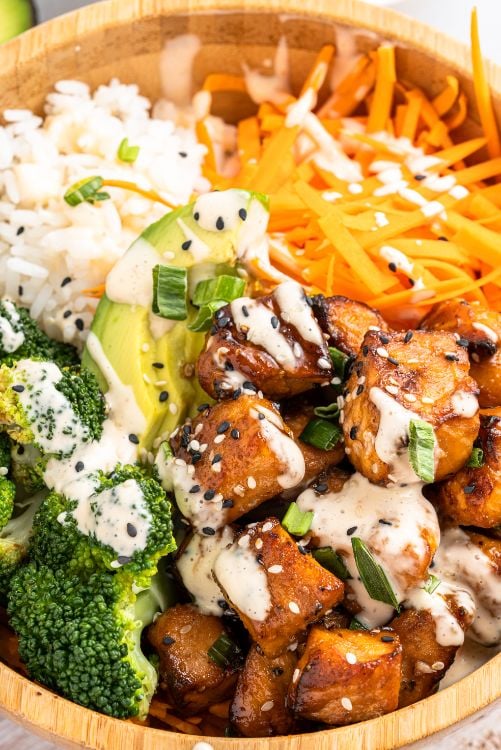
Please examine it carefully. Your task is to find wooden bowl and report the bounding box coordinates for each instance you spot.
[0,0,500,747]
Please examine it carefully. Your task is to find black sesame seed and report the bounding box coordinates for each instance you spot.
[217,316,230,328]
[464,484,476,494]
[210,324,218,335]
[159,391,169,403]
[181,240,192,251]
[117,555,132,565]
[17,446,25,455]
[215,308,225,320]
[12,384,25,393]
[191,452,202,464]
[128,433,139,444]
[216,421,230,434]
[179,151,188,158]
[63,310,72,319]
[223,362,234,373]
[457,337,469,348]
[379,519,392,526]
[75,461,85,473]
[216,216,225,230]
[362,345,369,356]
[272,667,284,677]
[380,334,390,344]
[438,236,449,241]
[243,381,256,392]
[257,412,265,420]
[414,174,426,181]
[232,388,242,400]
[239,208,247,221]
[445,353,459,362]
[16,226,25,235]
[212,454,222,464]
[162,635,175,645]
[222,498,234,508]
[230,428,240,440]
[297,545,307,555]
[381,635,395,643]
[197,403,210,412]
[218,599,229,611]
[356,384,365,395]
[204,489,216,500]
[152,362,165,369]
[315,482,328,494]
[346,526,357,536]
[127,523,137,538]
[388,357,399,366]
[202,526,215,536]
[194,212,200,221]
[75,318,84,332]
[409,278,415,287]
[271,316,279,329]
[388,262,397,272]
[349,426,358,440]
[18,285,23,296]
[190,484,201,495]
[404,331,413,344]
[61,276,71,287]
[242,305,249,317]
[183,424,191,435]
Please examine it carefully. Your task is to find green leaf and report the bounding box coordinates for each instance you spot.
[466,447,484,468]
[351,537,400,610]
[329,346,349,380]
[349,617,368,631]
[408,419,436,483]
[313,402,340,420]
[299,418,342,451]
[152,265,188,320]
[424,573,441,595]
[117,137,140,163]
[188,300,226,332]
[207,633,241,668]
[313,547,351,580]
[282,502,314,537]
[64,176,107,206]
[192,275,245,307]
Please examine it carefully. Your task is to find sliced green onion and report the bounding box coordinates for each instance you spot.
[313,402,340,420]
[313,547,351,580]
[64,176,109,206]
[408,419,436,483]
[117,137,140,163]
[299,418,342,451]
[192,275,245,307]
[207,633,241,669]
[349,617,368,631]
[282,502,314,537]
[351,537,400,610]
[466,447,484,468]
[329,346,349,380]
[152,265,188,320]
[188,300,227,332]
[424,573,441,595]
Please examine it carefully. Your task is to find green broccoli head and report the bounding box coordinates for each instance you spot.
[0,360,106,456]
[10,443,46,495]
[8,563,160,718]
[30,465,176,590]
[0,300,78,368]
[0,491,45,594]
[0,433,14,530]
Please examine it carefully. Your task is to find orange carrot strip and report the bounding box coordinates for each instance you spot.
[367,45,396,133]
[429,137,487,169]
[202,73,247,93]
[248,125,300,193]
[237,116,261,163]
[445,92,468,131]
[471,8,501,159]
[301,44,335,95]
[102,180,175,208]
[318,58,376,118]
[81,284,105,298]
[432,75,459,116]
[444,210,501,267]
[195,120,217,174]
[401,93,422,142]
[454,157,501,185]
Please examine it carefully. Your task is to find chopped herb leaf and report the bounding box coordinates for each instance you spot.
[408,419,436,483]
[207,633,241,668]
[313,547,351,580]
[152,265,188,320]
[466,447,484,468]
[282,502,314,537]
[117,137,140,163]
[424,573,441,595]
[299,418,342,451]
[351,537,400,610]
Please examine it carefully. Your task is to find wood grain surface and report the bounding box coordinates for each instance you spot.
[0,0,500,748]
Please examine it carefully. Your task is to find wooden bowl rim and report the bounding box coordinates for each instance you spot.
[0,0,500,747]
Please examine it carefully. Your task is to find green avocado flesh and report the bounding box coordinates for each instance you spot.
[0,0,34,44]
[82,190,269,450]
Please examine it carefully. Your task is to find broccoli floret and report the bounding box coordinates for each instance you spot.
[0,360,106,455]
[0,491,45,594]
[0,433,14,530]
[0,300,78,368]
[10,443,46,495]
[8,563,161,718]
[30,465,176,590]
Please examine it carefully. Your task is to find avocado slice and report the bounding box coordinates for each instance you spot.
[0,0,35,44]
[82,189,269,450]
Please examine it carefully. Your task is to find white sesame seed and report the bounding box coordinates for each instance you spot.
[407,358,419,364]
[169,403,178,414]
[358,376,366,385]
[255,538,263,550]
[389,377,399,386]
[211,463,222,473]
[376,347,389,358]
[195,423,203,435]
[345,447,351,454]
[247,476,257,489]
[154,380,168,387]
[403,393,417,402]
[214,434,226,444]
[261,701,274,712]
[368,325,381,332]
[385,384,399,395]
[288,601,300,614]
[143,373,152,384]
[233,484,245,496]
[346,652,357,664]
[199,443,208,453]
[422,396,434,404]
[238,535,250,548]
[268,565,283,574]
[180,624,192,635]
[341,697,353,711]
[332,376,342,385]
[318,357,331,369]
[293,342,303,358]
[293,668,300,683]
[262,522,273,533]
[141,343,150,353]
[189,440,200,451]
[288,641,298,651]
[432,661,445,671]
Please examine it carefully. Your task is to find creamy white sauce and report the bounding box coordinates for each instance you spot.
[176,527,233,616]
[306,113,363,183]
[439,638,500,689]
[422,174,456,193]
[285,88,316,128]
[273,280,325,347]
[249,405,305,489]
[192,189,249,233]
[472,321,499,344]
[176,218,211,262]
[405,582,474,647]
[0,300,25,353]
[370,386,429,484]
[13,360,90,457]
[213,533,272,621]
[297,472,439,628]
[235,198,270,265]
[451,391,479,418]
[230,297,297,370]
[243,35,290,105]
[106,238,160,309]
[160,34,201,107]
[379,245,414,276]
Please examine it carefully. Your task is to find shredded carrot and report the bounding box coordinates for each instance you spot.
[81,284,105,298]
[367,45,396,133]
[471,8,501,160]
[432,75,459,116]
[102,180,174,208]
[202,73,247,93]
[300,44,335,95]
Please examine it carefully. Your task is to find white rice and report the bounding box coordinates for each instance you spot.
[0,78,212,348]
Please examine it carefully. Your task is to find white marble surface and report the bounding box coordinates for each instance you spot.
[1,0,500,748]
